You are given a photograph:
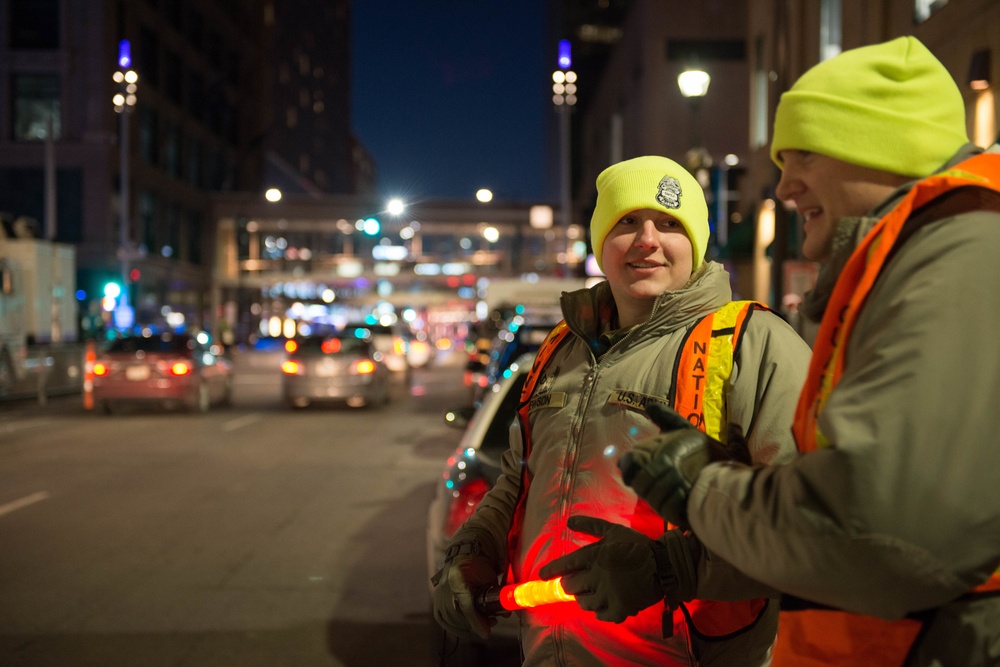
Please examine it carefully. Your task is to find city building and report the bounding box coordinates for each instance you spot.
[571,0,998,324]
[0,0,357,334]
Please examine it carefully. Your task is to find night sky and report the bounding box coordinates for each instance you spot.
[351,2,549,204]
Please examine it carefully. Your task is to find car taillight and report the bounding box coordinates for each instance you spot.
[285,339,298,354]
[443,478,490,538]
[93,362,109,376]
[169,361,192,376]
[281,360,301,375]
[353,359,376,374]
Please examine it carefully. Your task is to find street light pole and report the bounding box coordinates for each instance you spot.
[677,68,710,149]
[113,40,138,309]
[552,39,577,276]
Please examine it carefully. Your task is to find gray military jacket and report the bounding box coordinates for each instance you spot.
[453,262,812,666]
[689,144,1000,666]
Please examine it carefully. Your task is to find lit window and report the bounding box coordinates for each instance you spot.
[13,74,60,141]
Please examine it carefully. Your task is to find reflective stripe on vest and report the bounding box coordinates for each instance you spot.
[794,153,1000,451]
[510,301,769,638]
[778,153,1000,666]
[672,300,758,440]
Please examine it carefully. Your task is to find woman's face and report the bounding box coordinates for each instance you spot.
[601,208,693,326]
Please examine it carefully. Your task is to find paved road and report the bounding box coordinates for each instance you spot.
[0,349,520,666]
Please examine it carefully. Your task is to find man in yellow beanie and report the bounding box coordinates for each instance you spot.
[432,155,812,665]
[621,36,1000,665]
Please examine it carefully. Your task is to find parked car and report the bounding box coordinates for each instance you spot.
[426,352,534,659]
[281,333,391,409]
[91,330,233,414]
[341,321,410,377]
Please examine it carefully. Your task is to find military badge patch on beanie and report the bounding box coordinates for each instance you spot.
[771,36,969,178]
[590,156,709,272]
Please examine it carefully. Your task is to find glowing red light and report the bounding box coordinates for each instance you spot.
[93,362,109,376]
[444,478,490,537]
[321,338,342,354]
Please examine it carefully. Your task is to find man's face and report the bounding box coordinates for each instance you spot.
[601,208,693,318]
[775,150,909,262]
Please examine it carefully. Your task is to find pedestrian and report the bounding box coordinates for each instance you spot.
[619,36,1000,666]
[431,155,813,665]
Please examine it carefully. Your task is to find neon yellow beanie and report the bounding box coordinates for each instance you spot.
[590,156,709,271]
[771,36,968,177]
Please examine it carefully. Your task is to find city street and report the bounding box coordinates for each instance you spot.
[0,349,519,666]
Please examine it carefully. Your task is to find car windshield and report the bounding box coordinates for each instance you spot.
[106,334,193,353]
[294,336,369,356]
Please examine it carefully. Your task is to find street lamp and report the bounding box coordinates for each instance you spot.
[552,39,578,275]
[677,68,710,147]
[113,39,138,329]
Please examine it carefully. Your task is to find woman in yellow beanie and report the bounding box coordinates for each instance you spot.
[433,154,812,665]
[621,36,1000,666]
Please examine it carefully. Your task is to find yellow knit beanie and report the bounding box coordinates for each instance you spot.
[590,156,709,271]
[771,36,968,177]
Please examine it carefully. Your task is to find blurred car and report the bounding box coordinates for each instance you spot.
[281,333,390,409]
[462,331,494,389]
[405,331,435,369]
[342,321,410,376]
[91,330,233,414]
[470,314,559,404]
[426,352,534,657]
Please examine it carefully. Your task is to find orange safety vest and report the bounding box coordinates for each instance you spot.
[508,301,773,640]
[778,153,1000,666]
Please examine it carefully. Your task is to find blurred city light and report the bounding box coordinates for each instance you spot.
[558,39,572,69]
[678,69,711,98]
[386,198,406,215]
[476,188,493,203]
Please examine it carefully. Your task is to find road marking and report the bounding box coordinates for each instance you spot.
[223,413,262,432]
[0,491,50,518]
[1,418,54,434]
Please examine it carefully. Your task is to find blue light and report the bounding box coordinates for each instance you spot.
[118,40,132,68]
[558,40,572,69]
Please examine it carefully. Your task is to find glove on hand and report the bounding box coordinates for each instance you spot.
[619,403,750,530]
[538,515,666,623]
[431,553,498,641]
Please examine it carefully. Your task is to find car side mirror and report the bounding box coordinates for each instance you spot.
[443,405,476,430]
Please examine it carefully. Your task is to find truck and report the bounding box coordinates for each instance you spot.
[0,219,83,400]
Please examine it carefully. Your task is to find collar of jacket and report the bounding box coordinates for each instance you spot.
[559,260,734,349]
[801,142,988,323]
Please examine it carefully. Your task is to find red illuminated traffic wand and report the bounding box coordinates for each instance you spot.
[476,577,576,616]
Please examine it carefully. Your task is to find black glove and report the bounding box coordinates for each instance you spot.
[619,403,750,530]
[431,547,499,641]
[538,515,668,623]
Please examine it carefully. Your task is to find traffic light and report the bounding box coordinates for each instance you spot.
[361,217,380,236]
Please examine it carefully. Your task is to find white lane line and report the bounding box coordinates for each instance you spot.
[222,413,262,432]
[0,491,50,518]
[1,418,53,434]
